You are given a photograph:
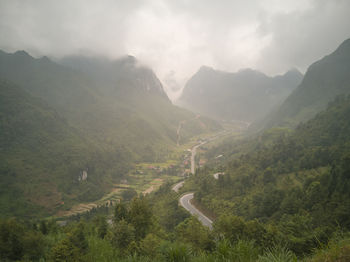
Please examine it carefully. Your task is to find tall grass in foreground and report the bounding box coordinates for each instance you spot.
[258,246,297,262]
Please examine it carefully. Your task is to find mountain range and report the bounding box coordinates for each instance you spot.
[255,38,350,129]
[0,50,219,217]
[177,66,303,122]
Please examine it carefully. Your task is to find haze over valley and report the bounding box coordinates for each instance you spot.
[1,1,350,261]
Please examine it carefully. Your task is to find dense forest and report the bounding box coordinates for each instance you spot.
[2,96,350,261]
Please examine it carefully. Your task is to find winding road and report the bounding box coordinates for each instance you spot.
[179,193,213,229]
[172,181,184,192]
[190,141,207,174]
[173,138,217,228]
[213,172,224,179]
[174,130,234,228]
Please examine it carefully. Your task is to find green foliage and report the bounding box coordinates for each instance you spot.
[128,197,153,240]
[92,215,108,239]
[187,95,350,257]
[162,242,191,262]
[0,50,220,218]
[0,218,45,261]
[50,221,88,261]
[114,202,129,223]
[213,215,276,249]
[258,246,297,262]
[122,188,138,201]
[109,219,135,251]
[259,38,350,129]
[151,184,189,231]
[176,217,213,251]
[140,233,162,257]
[213,239,259,262]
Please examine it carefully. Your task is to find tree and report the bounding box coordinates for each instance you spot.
[110,220,135,251]
[114,201,128,223]
[50,222,88,262]
[93,216,108,239]
[39,220,48,235]
[176,217,213,251]
[122,188,137,201]
[50,238,81,262]
[0,218,24,261]
[128,197,153,240]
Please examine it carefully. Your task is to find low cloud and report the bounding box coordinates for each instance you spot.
[1,0,349,100]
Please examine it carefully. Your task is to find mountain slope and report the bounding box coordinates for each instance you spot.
[259,38,350,128]
[0,51,220,218]
[59,55,219,148]
[190,94,350,254]
[177,66,302,122]
[0,79,129,217]
[0,51,219,160]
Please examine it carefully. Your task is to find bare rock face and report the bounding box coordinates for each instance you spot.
[78,170,88,181]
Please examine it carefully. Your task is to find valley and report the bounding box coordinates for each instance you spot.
[1,3,350,260]
[58,123,238,219]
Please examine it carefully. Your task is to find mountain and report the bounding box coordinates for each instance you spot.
[0,79,116,217]
[177,66,303,122]
[258,38,350,129]
[0,50,219,218]
[0,50,218,157]
[60,55,169,100]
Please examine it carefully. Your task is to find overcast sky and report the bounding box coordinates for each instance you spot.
[1,0,349,99]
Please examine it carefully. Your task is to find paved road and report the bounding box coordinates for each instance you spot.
[172,181,184,192]
[213,172,224,179]
[191,142,207,174]
[177,132,230,229]
[179,193,213,229]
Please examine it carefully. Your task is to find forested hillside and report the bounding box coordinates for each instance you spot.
[257,38,350,129]
[0,50,219,158]
[188,94,350,255]
[0,50,219,218]
[0,79,133,217]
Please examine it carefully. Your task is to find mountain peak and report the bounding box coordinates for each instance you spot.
[14,50,32,58]
[284,68,303,78]
[179,65,302,122]
[237,68,266,78]
[331,38,350,58]
[198,65,214,72]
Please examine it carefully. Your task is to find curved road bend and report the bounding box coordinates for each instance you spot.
[172,181,184,192]
[213,172,225,179]
[177,133,229,229]
[179,193,213,229]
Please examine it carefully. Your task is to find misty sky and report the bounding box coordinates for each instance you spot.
[1,0,349,100]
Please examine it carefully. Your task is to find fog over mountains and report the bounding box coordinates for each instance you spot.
[0,50,218,217]
[256,38,350,129]
[2,2,350,260]
[177,66,303,122]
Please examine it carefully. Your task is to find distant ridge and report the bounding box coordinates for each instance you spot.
[177,66,303,122]
[256,38,350,129]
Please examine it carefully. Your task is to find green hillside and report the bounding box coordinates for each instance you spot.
[187,94,350,255]
[0,51,218,153]
[0,80,132,217]
[258,38,350,129]
[1,94,350,261]
[0,51,219,218]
